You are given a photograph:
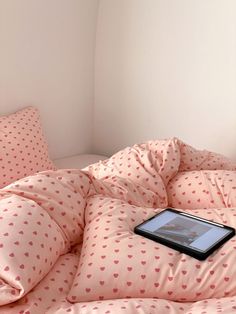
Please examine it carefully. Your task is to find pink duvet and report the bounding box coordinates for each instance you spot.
[1,138,236,313]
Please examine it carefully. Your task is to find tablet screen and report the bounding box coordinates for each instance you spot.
[139,210,231,252]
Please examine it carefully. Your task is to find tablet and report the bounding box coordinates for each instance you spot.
[134,208,235,260]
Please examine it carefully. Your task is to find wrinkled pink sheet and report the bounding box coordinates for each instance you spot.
[0,138,236,313]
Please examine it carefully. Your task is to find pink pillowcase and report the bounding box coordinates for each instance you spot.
[0,192,66,305]
[0,106,55,188]
[167,170,236,209]
[67,195,236,303]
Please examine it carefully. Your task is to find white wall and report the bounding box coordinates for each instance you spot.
[0,0,99,159]
[94,0,236,159]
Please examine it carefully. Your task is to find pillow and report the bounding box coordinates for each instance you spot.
[67,195,236,303]
[0,106,55,188]
[167,170,236,209]
[0,192,66,305]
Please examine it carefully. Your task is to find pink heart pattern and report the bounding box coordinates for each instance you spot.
[0,107,55,188]
[0,137,236,313]
[0,169,91,305]
[68,195,236,303]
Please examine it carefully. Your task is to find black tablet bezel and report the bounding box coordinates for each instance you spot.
[134,208,235,260]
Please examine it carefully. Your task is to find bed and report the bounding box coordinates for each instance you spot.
[1,108,236,314]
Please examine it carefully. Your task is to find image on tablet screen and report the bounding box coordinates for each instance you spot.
[153,216,211,246]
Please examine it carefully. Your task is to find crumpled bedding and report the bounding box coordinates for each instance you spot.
[0,138,236,313]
